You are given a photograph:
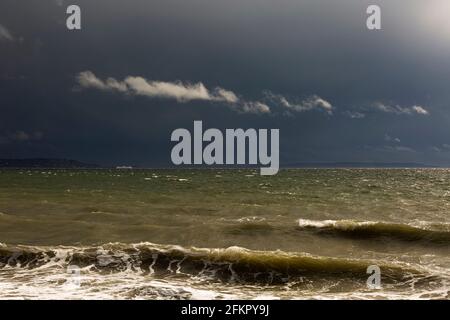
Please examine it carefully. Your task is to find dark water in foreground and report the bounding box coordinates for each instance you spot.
[0,169,448,299]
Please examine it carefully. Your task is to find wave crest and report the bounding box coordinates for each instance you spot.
[0,242,422,285]
[297,219,450,244]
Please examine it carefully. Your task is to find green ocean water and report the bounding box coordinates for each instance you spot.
[0,168,449,299]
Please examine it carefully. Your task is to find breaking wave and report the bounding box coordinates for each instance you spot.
[0,242,424,285]
[297,219,450,244]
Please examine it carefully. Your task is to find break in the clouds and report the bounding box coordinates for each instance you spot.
[0,24,13,41]
[374,103,429,116]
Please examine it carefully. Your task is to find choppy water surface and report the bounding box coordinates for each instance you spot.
[0,169,448,299]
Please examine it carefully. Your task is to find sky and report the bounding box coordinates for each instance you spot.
[1,0,450,167]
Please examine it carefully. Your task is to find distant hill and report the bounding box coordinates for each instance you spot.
[0,158,99,168]
[283,162,439,168]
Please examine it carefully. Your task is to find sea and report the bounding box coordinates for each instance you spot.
[0,168,448,299]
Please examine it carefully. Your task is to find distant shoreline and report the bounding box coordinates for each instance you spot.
[0,158,99,169]
[0,158,441,169]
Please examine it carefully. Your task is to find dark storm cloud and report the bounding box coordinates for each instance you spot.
[1,0,450,166]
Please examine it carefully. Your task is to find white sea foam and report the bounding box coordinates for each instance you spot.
[0,242,448,300]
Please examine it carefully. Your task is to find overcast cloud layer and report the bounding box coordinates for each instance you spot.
[1,0,450,166]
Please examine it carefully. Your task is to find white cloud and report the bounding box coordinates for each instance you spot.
[213,88,239,104]
[372,145,416,153]
[281,95,333,113]
[374,102,429,116]
[266,92,333,114]
[76,71,269,114]
[78,71,342,116]
[0,24,14,42]
[384,134,401,143]
[411,105,429,115]
[344,111,365,119]
[123,76,211,102]
[77,71,109,90]
[430,146,441,153]
[241,101,271,114]
[105,77,128,92]
[393,146,416,153]
[77,71,239,103]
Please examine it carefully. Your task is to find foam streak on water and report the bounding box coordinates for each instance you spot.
[0,242,448,300]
